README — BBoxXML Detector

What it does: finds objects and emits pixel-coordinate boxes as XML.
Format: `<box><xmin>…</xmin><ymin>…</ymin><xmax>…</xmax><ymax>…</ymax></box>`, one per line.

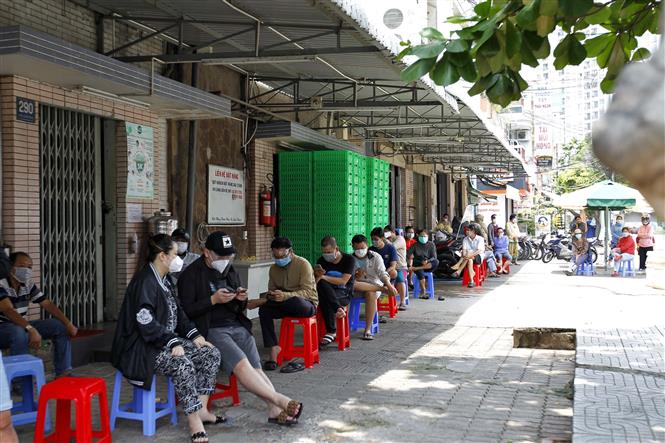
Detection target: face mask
<box><xmin>575</xmin><ymin>234</ymin><xmax>582</xmax><ymax>239</ymax></box>
<box><xmin>418</xmin><ymin>236</ymin><xmax>428</xmax><ymax>244</ymax></box>
<box><xmin>371</xmin><ymin>240</ymin><xmax>381</xmax><ymax>248</ymax></box>
<box><xmin>383</xmin><ymin>232</ymin><xmax>392</xmax><ymax>239</ymax></box>
<box><xmin>13</xmin><ymin>267</ymin><xmax>32</xmax><ymax>284</ymax></box>
<box><xmin>176</xmin><ymin>242</ymin><xmax>188</xmax><ymax>255</ymax></box>
<box><xmin>169</xmin><ymin>256</ymin><xmax>184</xmax><ymax>273</ymax></box>
<box><xmin>622</xmin><ymin>232</ymin><xmax>630</xmax><ymax>238</ymax></box>
<box><xmin>406</xmin><ymin>233</ymin><xmax>414</xmax><ymax>239</ymax></box>
<box><xmin>323</xmin><ymin>252</ymin><xmax>337</xmax><ymax>263</ymax></box>
<box><xmin>211</xmin><ymin>259</ymin><xmax>230</xmax><ymax>274</ymax></box>
<box><xmin>616</xmin><ymin>220</ymin><xmax>623</xmax><ymax>225</ymax></box>
<box><xmin>354</xmin><ymin>248</ymin><xmax>368</xmax><ymax>258</ymax></box>
<box><xmin>273</xmin><ymin>256</ymin><xmax>292</xmax><ymax>267</ymax></box>
<box><xmin>642</xmin><ymin>220</ymin><xmax>649</xmax><ymax>225</ymax></box>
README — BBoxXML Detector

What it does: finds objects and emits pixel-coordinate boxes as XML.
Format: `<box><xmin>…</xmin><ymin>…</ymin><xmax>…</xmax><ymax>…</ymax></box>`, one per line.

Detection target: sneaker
<box><xmin>379</xmin><ymin>315</ymin><xmax>388</xmax><ymax>324</ymax></box>
<box><xmin>437</xmin><ymin>295</ymin><xmax>446</xmax><ymax>301</ymax></box>
<box><xmin>564</xmin><ymin>270</ymin><xmax>574</xmax><ymax>276</ymax></box>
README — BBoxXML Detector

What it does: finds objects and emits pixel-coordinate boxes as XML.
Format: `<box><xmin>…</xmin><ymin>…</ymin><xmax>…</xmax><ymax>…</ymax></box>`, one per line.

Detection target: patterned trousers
<box><xmin>154</xmin><ymin>339</ymin><xmax>221</xmax><ymax>415</ymax></box>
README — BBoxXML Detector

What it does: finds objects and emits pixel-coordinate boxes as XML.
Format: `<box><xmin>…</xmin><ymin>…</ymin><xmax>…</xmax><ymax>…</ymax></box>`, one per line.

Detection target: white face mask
<box><xmin>176</xmin><ymin>242</ymin><xmax>188</xmax><ymax>255</ymax></box>
<box><xmin>622</xmin><ymin>232</ymin><xmax>630</xmax><ymax>238</ymax></box>
<box><xmin>383</xmin><ymin>232</ymin><xmax>392</xmax><ymax>239</ymax></box>
<box><xmin>354</xmin><ymin>248</ymin><xmax>368</xmax><ymax>258</ymax></box>
<box><xmin>169</xmin><ymin>255</ymin><xmax>184</xmax><ymax>273</ymax></box>
<box><xmin>406</xmin><ymin>232</ymin><xmax>414</xmax><ymax>239</ymax></box>
<box><xmin>211</xmin><ymin>259</ymin><xmax>230</xmax><ymax>274</ymax></box>
<box><xmin>575</xmin><ymin>234</ymin><xmax>582</xmax><ymax>239</ymax></box>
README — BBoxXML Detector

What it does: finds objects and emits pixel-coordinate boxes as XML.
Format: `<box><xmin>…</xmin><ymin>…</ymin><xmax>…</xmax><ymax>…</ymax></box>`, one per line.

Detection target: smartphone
<box><xmin>259</xmin><ymin>291</ymin><xmax>270</xmax><ymax>299</ymax></box>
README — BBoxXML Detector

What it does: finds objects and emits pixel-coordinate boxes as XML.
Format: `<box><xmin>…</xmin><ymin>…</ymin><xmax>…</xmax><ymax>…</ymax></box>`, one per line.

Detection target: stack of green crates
<box><xmin>312</xmin><ymin>151</ymin><xmax>367</xmax><ymax>255</ymax></box>
<box><xmin>366</xmin><ymin>157</ymin><xmax>390</xmax><ymax>234</ymax></box>
<box><xmin>278</xmin><ymin>152</ymin><xmax>314</xmax><ymax>263</ymax></box>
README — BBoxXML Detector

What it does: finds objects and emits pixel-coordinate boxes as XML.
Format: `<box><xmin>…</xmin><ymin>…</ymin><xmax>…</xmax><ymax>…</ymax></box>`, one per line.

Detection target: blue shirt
<box><xmin>611</xmin><ymin>223</ymin><xmax>624</xmax><ymax>243</ymax></box>
<box><xmin>370</xmin><ymin>242</ymin><xmax>398</xmax><ymax>270</ymax></box>
<box><xmin>493</xmin><ymin>235</ymin><xmax>509</xmax><ymax>254</ymax></box>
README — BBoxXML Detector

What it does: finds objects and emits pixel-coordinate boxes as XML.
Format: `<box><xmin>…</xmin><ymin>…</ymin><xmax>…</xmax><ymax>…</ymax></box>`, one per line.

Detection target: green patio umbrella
<box><xmin>586</xmin><ymin>180</ymin><xmax>637</xmax><ymax>209</ymax></box>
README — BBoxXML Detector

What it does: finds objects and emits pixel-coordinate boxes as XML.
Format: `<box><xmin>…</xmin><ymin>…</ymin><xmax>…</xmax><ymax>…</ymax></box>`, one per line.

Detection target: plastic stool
<box><xmin>618</xmin><ymin>259</ymin><xmax>635</xmax><ymax>277</ymax></box>
<box><xmin>462</xmin><ymin>263</ymin><xmax>483</xmax><ymax>287</ymax></box>
<box><xmin>480</xmin><ymin>261</ymin><xmax>488</xmax><ymax>281</ymax></box>
<box><xmin>412</xmin><ymin>272</ymin><xmax>435</xmax><ymax>299</ymax></box>
<box><xmin>348</xmin><ymin>297</ymin><xmax>379</xmax><ymax>334</ymax></box>
<box><xmin>377</xmin><ymin>294</ymin><xmax>398</xmax><ymax>318</ymax></box>
<box><xmin>207</xmin><ymin>374</ymin><xmax>240</xmax><ymax>409</ymax></box>
<box><xmin>276</xmin><ymin>316</ymin><xmax>320</xmax><ymax>368</ymax></box>
<box><xmin>500</xmin><ymin>260</ymin><xmax>510</xmax><ymax>274</ymax></box>
<box><xmin>577</xmin><ymin>261</ymin><xmax>596</xmax><ymax>276</ymax></box>
<box><xmin>34</xmin><ymin>377</ymin><xmax>110</xmax><ymax>443</ymax></box>
<box><xmin>316</xmin><ymin>307</ymin><xmax>350</xmax><ymax>351</ymax></box>
<box><xmin>110</xmin><ymin>371</ymin><xmax>177</xmax><ymax>436</ymax></box>
<box><xmin>3</xmin><ymin>354</ymin><xmax>50</xmax><ymax>431</ymax></box>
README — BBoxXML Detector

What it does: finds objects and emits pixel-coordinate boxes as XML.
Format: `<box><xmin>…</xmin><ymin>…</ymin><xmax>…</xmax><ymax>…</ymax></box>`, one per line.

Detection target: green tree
<box><xmin>554</xmin><ymin>138</ymin><xmax>609</xmax><ymax>193</ymax></box>
<box><xmin>400</xmin><ymin>0</ymin><xmax>661</xmax><ymax>106</ymax></box>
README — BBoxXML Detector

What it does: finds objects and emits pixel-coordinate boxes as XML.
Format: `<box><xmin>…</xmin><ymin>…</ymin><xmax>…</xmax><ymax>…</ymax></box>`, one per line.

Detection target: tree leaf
<box><xmin>476</xmin><ymin>53</ymin><xmax>492</xmax><ymax>76</ymax></box>
<box><xmin>506</xmin><ymin>53</ymin><xmax>522</xmax><ymax>71</ymax></box>
<box><xmin>536</xmin><ymin>15</ymin><xmax>556</xmax><ymax>37</ymax></box>
<box><xmin>631</xmin><ymin>47</ymin><xmax>651</xmax><ymax>62</ymax></box>
<box><xmin>474</xmin><ymin>0</ymin><xmax>492</xmax><ymax>17</ymax></box>
<box><xmin>584</xmin><ymin>33</ymin><xmax>613</xmax><ymax>57</ymax></box>
<box><xmin>596</xmin><ymin>37</ymin><xmax>617</xmax><ymax>68</ymax></box>
<box><xmin>400</xmin><ymin>58</ymin><xmax>437</xmax><ymax>82</ymax></box>
<box><xmin>458</xmin><ymin>61</ymin><xmax>478</xmax><ymax>82</ymax></box>
<box><xmin>523</xmin><ymin>31</ymin><xmax>550</xmax><ymax>58</ymax></box>
<box><xmin>468</xmin><ymin>73</ymin><xmax>501</xmax><ymax>96</ymax></box>
<box><xmin>486</xmin><ymin>73</ymin><xmax>514</xmax><ymax>107</ymax></box>
<box><xmin>560</xmin><ymin>0</ymin><xmax>593</xmax><ymax>17</ymax></box>
<box><xmin>488</xmin><ymin>52</ymin><xmax>506</xmax><ymax>73</ymax></box>
<box><xmin>431</xmin><ymin>58</ymin><xmax>461</xmax><ymax>86</ymax></box>
<box><xmin>516</xmin><ymin>0</ymin><xmax>541</xmax><ymax>28</ymax></box>
<box><xmin>420</xmin><ymin>27</ymin><xmax>445</xmax><ymax>41</ymax></box>
<box><xmin>600</xmin><ymin>76</ymin><xmax>615</xmax><ymax>94</ymax></box>
<box><xmin>447</xmin><ymin>15</ymin><xmax>478</xmax><ymax>24</ymax></box>
<box><xmin>478</xmin><ymin>33</ymin><xmax>501</xmax><ymax>58</ymax></box>
<box><xmin>511</xmin><ymin>70</ymin><xmax>529</xmax><ymax>91</ymax></box>
<box><xmin>520</xmin><ymin>42</ymin><xmax>539</xmax><ymax>67</ymax></box>
<box><xmin>395</xmin><ymin>46</ymin><xmax>412</xmax><ymax>61</ymax></box>
<box><xmin>410</xmin><ymin>42</ymin><xmax>446</xmax><ymax>59</ymax></box>
<box><xmin>505</xmin><ymin>20</ymin><xmax>522</xmax><ymax>58</ymax></box>
<box><xmin>539</xmin><ymin>0</ymin><xmax>559</xmax><ymax>16</ymax></box>
<box><xmin>553</xmin><ymin>37</ymin><xmax>570</xmax><ymax>69</ymax></box>
<box><xmin>585</xmin><ymin>5</ymin><xmax>612</xmax><ymax>24</ymax></box>
<box><xmin>448</xmin><ymin>51</ymin><xmax>472</xmax><ymax>67</ymax></box>
<box><xmin>447</xmin><ymin>39</ymin><xmax>470</xmax><ymax>53</ymax></box>
<box><xmin>606</xmin><ymin>39</ymin><xmax>627</xmax><ymax>76</ymax></box>
<box><xmin>567</xmin><ymin>36</ymin><xmax>587</xmax><ymax>65</ymax></box>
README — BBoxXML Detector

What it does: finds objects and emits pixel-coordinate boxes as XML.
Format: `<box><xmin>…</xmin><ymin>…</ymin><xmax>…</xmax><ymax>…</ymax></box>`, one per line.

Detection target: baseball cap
<box><xmin>205</xmin><ymin>231</ymin><xmax>236</xmax><ymax>256</ymax></box>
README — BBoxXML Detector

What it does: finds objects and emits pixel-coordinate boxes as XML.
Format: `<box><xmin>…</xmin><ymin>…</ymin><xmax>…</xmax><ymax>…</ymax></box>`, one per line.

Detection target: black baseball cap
<box><xmin>205</xmin><ymin>231</ymin><xmax>236</xmax><ymax>256</ymax></box>
<box><xmin>171</xmin><ymin>228</ymin><xmax>190</xmax><ymax>241</ymax></box>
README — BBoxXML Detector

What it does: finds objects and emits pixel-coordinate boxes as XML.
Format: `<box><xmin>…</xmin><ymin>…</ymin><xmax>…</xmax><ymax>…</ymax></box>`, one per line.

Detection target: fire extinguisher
<box><xmin>259</xmin><ymin>185</ymin><xmax>276</xmax><ymax>227</ymax></box>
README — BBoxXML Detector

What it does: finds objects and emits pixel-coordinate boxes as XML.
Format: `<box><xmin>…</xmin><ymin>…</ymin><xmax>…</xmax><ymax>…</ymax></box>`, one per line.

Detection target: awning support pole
<box><xmin>186</xmin><ymin>62</ymin><xmax>199</xmax><ymax>239</ymax></box>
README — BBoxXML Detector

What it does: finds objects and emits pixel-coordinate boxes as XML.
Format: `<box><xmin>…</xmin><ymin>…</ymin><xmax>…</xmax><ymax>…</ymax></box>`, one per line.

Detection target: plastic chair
<box><xmin>110</xmin><ymin>371</ymin><xmax>177</xmax><ymax>436</ymax></box>
<box><xmin>348</xmin><ymin>296</ymin><xmax>379</xmax><ymax>334</ymax></box>
<box><xmin>316</xmin><ymin>307</ymin><xmax>350</xmax><ymax>351</ymax></box>
<box><xmin>34</xmin><ymin>377</ymin><xmax>110</xmax><ymax>443</ymax></box>
<box><xmin>276</xmin><ymin>316</ymin><xmax>320</xmax><ymax>368</ymax></box>
<box><xmin>377</xmin><ymin>294</ymin><xmax>397</xmax><ymax>318</ymax></box>
<box><xmin>207</xmin><ymin>374</ymin><xmax>240</xmax><ymax>409</ymax></box>
<box><xmin>577</xmin><ymin>261</ymin><xmax>596</xmax><ymax>276</ymax></box>
<box><xmin>618</xmin><ymin>259</ymin><xmax>635</xmax><ymax>277</ymax></box>
<box><xmin>412</xmin><ymin>272</ymin><xmax>435</xmax><ymax>299</ymax></box>
<box><xmin>2</xmin><ymin>354</ymin><xmax>50</xmax><ymax>431</ymax></box>
<box><xmin>462</xmin><ymin>263</ymin><xmax>483</xmax><ymax>287</ymax></box>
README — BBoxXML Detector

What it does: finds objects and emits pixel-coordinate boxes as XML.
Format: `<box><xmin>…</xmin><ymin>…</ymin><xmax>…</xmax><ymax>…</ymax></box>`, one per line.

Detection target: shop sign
<box><xmin>126</xmin><ymin>123</ymin><xmax>154</xmax><ymax>199</ymax></box>
<box><xmin>208</xmin><ymin>165</ymin><xmax>245</xmax><ymax>225</ymax></box>
<box><xmin>16</xmin><ymin>97</ymin><xmax>36</xmax><ymax>123</ymax></box>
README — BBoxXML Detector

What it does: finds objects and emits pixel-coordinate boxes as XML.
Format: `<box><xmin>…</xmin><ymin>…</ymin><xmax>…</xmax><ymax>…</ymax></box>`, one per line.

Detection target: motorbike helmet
<box><xmin>641</xmin><ymin>215</ymin><xmax>650</xmax><ymax>223</ymax></box>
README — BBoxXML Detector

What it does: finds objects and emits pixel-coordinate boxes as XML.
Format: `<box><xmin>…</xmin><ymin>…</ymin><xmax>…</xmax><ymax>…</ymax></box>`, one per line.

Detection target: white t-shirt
<box><xmin>390</xmin><ymin>235</ymin><xmax>408</xmax><ymax>269</ymax></box>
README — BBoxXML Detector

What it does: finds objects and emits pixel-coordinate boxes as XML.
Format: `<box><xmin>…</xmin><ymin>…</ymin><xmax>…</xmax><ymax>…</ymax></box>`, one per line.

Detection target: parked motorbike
<box><xmin>434</xmin><ymin>232</ymin><xmax>464</xmax><ymax>279</ymax></box>
<box><xmin>542</xmin><ymin>234</ymin><xmax>598</xmax><ymax>263</ymax></box>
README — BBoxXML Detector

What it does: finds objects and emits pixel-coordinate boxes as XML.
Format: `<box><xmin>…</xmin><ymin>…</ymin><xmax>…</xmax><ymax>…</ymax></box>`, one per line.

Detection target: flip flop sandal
<box><xmin>437</xmin><ymin>295</ymin><xmax>446</xmax><ymax>301</ymax></box>
<box><xmin>379</xmin><ymin>316</ymin><xmax>387</xmax><ymax>324</ymax></box>
<box><xmin>286</xmin><ymin>400</ymin><xmax>303</xmax><ymax>419</ymax></box>
<box><xmin>191</xmin><ymin>431</ymin><xmax>209</xmax><ymax>443</ymax></box>
<box><xmin>362</xmin><ymin>332</ymin><xmax>374</xmax><ymax>341</ymax></box>
<box><xmin>280</xmin><ymin>361</ymin><xmax>305</xmax><ymax>374</ymax></box>
<box><xmin>398</xmin><ymin>305</ymin><xmax>407</xmax><ymax>311</ymax></box>
<box><xmin>262</xmin><ymin>360</ymin><xmax>278</xmax><ymax>371</ymax></box>
<box><xmin>203</xmin><ymin>415</ymin><xmax>227</xmax><ymax>425</ymax></box>
<box><xmin>319</xmin><ymin>334</ymin><xmax>335</xmax><ymax>346</ymax></box>
<box><xmin>268</xmin><ymin>410</ymin><xmax>298</xmax><ymax>426</ymax></box>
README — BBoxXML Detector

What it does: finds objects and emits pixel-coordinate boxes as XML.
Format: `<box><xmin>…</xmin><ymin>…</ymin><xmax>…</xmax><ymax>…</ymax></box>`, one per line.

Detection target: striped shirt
<box><xmin>0</xmin><ymin>278</ymin><xmax>46</xmax><ymax>322</ymax></box>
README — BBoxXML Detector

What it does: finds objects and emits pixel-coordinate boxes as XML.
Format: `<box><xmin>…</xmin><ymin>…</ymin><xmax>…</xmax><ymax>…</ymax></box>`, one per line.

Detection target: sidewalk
<box><xmin>14</xmin><ymin>259</ymin><xmax>664</xmax><ymax>442</ymax></box>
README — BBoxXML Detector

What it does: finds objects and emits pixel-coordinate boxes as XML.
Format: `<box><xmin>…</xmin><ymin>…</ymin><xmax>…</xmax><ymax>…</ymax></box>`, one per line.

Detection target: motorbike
<box><xmin>542</xmin><ymin>234</ymin><xmax>598</xmax><ymax>263</ymax></box>
<box><xmin>434</xmin><ymin>231</ymin><xmax>464</xmax><ymax>279</ymax></box>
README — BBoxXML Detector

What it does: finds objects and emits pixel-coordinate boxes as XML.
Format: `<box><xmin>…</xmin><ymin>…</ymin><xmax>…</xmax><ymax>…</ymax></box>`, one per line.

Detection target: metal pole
<box><xmin>186</xmin><ymin>62</ymin><xmax>199</xmax><ymax>239</ymax></box>
<box><xmin>604</xmin><ymin>207</ymin><xmax>610</xmax><ymax>270</ymax></box>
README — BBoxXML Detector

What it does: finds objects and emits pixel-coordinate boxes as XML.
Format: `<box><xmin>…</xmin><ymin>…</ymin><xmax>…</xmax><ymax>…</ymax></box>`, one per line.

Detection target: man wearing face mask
<box><xmin>0</xmin><ymin>252</ymin><xmax>77</xmax><ymax>377</ymax></box>
<box><xmin>257</xmin><ymin>237</ymin><xmax>317</xmax><ymax>371</ymax></box>
<box><xmin>406</xmin><ymin>229</ymin><xmax>440</xmax><ymax>298</ymax></box>
<box><xmin>383</xmin><ymin>225</ymin><xmax>408</xmax><ymax>311</ymax></box>
<box><xmin>171</xmin><ymin>228</ymin><xmax>200</xmax><ymax>280</ymax></box>
<box><xmin>352</xmin><ymin>235</ymin><xmax>398</xmax><ymax>340</ymax></box>
<box><xmin>565</xmin><ymin>229</ymin><xmax>590</xmax><ymax>276</ymax></box>
<box><xmin>610</xmin><ymin>215</ymin><xmax>624</xmax><ymax>248</ymax></box>
<box><xmin>313</xmin><ymin>236</ymin><xmax>355</xmax><ymax>347</ymax></box>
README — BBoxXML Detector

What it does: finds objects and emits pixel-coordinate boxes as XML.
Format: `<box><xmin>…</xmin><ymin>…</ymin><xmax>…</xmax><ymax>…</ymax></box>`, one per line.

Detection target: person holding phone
<box><xmin>256</xmin><ymin>237</ymin><xmax>317</xmax><ymax>372</ymax></box>
<box><xmin>178</xmin><ymin>232</ymin><xmax>302</xmax><ymax>426</ymax></box>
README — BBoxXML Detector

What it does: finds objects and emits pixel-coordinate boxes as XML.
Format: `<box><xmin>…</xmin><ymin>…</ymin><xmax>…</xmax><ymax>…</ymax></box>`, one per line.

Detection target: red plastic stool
<box><xmin>480</xmin><ymin>260</ymin><xmax>488</xmax><ymax>282</ymax></box>
<box><xmin>500</xmin><ymin>260</ymin><xmax>510</xmax><ymax>274</ymax></box>
<box><xmin>316</xmin><ymin>307</ymin><xmax>350</xmax><ymax>351</ymax></box>
<box><xmin>207</xmin><ymin>374</ymin><xmax>240</xmax><ymax>409</ymax></box>
<box><xmin>377</xmin><ymin>294</ymin><xmax>398</xmax><ymax>318</ymax></box>
<box><xmin>34</xmin><ymin>377</ymin><xmax>111</xmax><ymax>443</ymax></box>
<box><xmin>276</xmin><ymin>316</ymin><xmax>320</xmax><ymax>368</ymax></box>
<box><xmin>461</xmin><ymin>263</ymin><xmax>483</xmax><ymax>287</ymax></box>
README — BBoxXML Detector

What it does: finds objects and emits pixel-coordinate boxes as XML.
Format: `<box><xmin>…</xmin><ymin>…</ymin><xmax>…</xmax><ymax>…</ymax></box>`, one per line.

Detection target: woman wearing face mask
<box><xmin>565</xmin><ymin>229</ymin><xmax>589</xmax><ymax>276</ymax></box>
<box><xmin>178</xmin><ymin>232</ymin><xmax>303</xmax><ymax>427</ymax></box>
<box><xmin>406</xmin><ymin>229</ymin><xmax>440</xmax><ymax>299</ymax></box>
<box><xmin>610</xmin><ymin>227</ymin><xmax>636</xmax><ymax>276</ymax></box>
<box><xmin>636</xmin><ymin>215</ymin><xmax>655</xmax><ymax>272</ymax></box>
<box><xmin>171</xmin><ymin>228</ymin><xmax>201</xmax><ymax>280</ymax></box>
<box><xmin>403</xmin><ymin>226</ymin><xmax>416</xmax><ymax>289</ymax></box>
<box><xmin>111</xmin><ymin>234</ymin><xmax>222</xmax><ymax>443</ymax></box>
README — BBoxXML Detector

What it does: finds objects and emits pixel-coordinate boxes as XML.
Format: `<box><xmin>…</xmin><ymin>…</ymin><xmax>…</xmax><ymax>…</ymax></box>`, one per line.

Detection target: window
<box><xmin>592</xmin><ymin>90</ymin><xmax>598</xmax><ymax>97</ymax></box>
<box><xmin>586</xmin><ymin>123</ymin><xmax>591</xmax><ymax>130</ymax></box>
<box><xmin>593</xmin><ymin>111</ymin><xmax>599</xmax><ymax>119</ymax></box>
<box><xmin>586</xmin><ymin>113</ymin><xmax>591</xmax><ymax>120</ymax></box>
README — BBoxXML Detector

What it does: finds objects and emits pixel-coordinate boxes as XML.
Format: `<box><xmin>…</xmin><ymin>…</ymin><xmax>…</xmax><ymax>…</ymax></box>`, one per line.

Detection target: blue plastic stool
<box><xmin>618</xmin><ymin>259</ymin><xmax>635</xmax><ymax>277</ymax></box>
<box><xmin>412</xmin><ymin>272</ymin><xmax>435</xmax><ymax>299</ymax></box>
<box><xmin>348</xmin><ymin>296</ymin><xmax>379</xmax><ymax>334</ymax></box>
<box><xmin>110</xmin><ymin>370</ymin><xmax>177</xmax><ymax>436</ymax></box>
<box><xmin>3</xmin><ymin>354</ymin><xmax>51</xmax><ymax>431</ymax></box>
<box><xmin>577</xmin><ymin>261</ymin><xmax>595</xmax><ymax>276</ymax></box>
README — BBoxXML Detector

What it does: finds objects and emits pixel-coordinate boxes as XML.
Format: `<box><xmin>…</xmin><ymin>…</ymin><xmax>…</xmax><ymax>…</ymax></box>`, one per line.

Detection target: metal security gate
<box><xmin>40</xmin><ymin>106</ymin><xmax>103</xmax><ymax>327</ymax></box>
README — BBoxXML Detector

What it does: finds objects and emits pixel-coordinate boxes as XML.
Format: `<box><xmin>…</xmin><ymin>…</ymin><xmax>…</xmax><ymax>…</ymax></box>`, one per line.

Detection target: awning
<box><xmin>555</xmin><ymin>180</ymin><xmax>653</xmax><ymax>212</ymax></box>
<box><xmin>255</xmin><ymin>121</ymin><xmax>363</xmax><ymax>154</ymax></box>
<box><xmin>0</xmin><ymin>26</ymin><xmax>231</xmax><ymax>119</ymax></box>
<box><xmin>74</xmin><ymin>0</ymin><xmax>525</xmax><ymax>176</ymax></box>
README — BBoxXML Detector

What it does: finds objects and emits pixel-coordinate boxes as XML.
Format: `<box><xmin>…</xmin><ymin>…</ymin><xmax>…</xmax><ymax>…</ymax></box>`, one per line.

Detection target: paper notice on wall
<box><xmin>126</xmin><ymin>123</ymin><xmax>154</xmax><ymax>199</ymax></box>
<box><xmin>127</xmin><ymin>203</ymin><xmax>143</xmax><ymax>223</ymax></box>
<box><xmin>208</xmin><ymin>164</ymin><xmax>246</xmax><ymax>225</ymax></box>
